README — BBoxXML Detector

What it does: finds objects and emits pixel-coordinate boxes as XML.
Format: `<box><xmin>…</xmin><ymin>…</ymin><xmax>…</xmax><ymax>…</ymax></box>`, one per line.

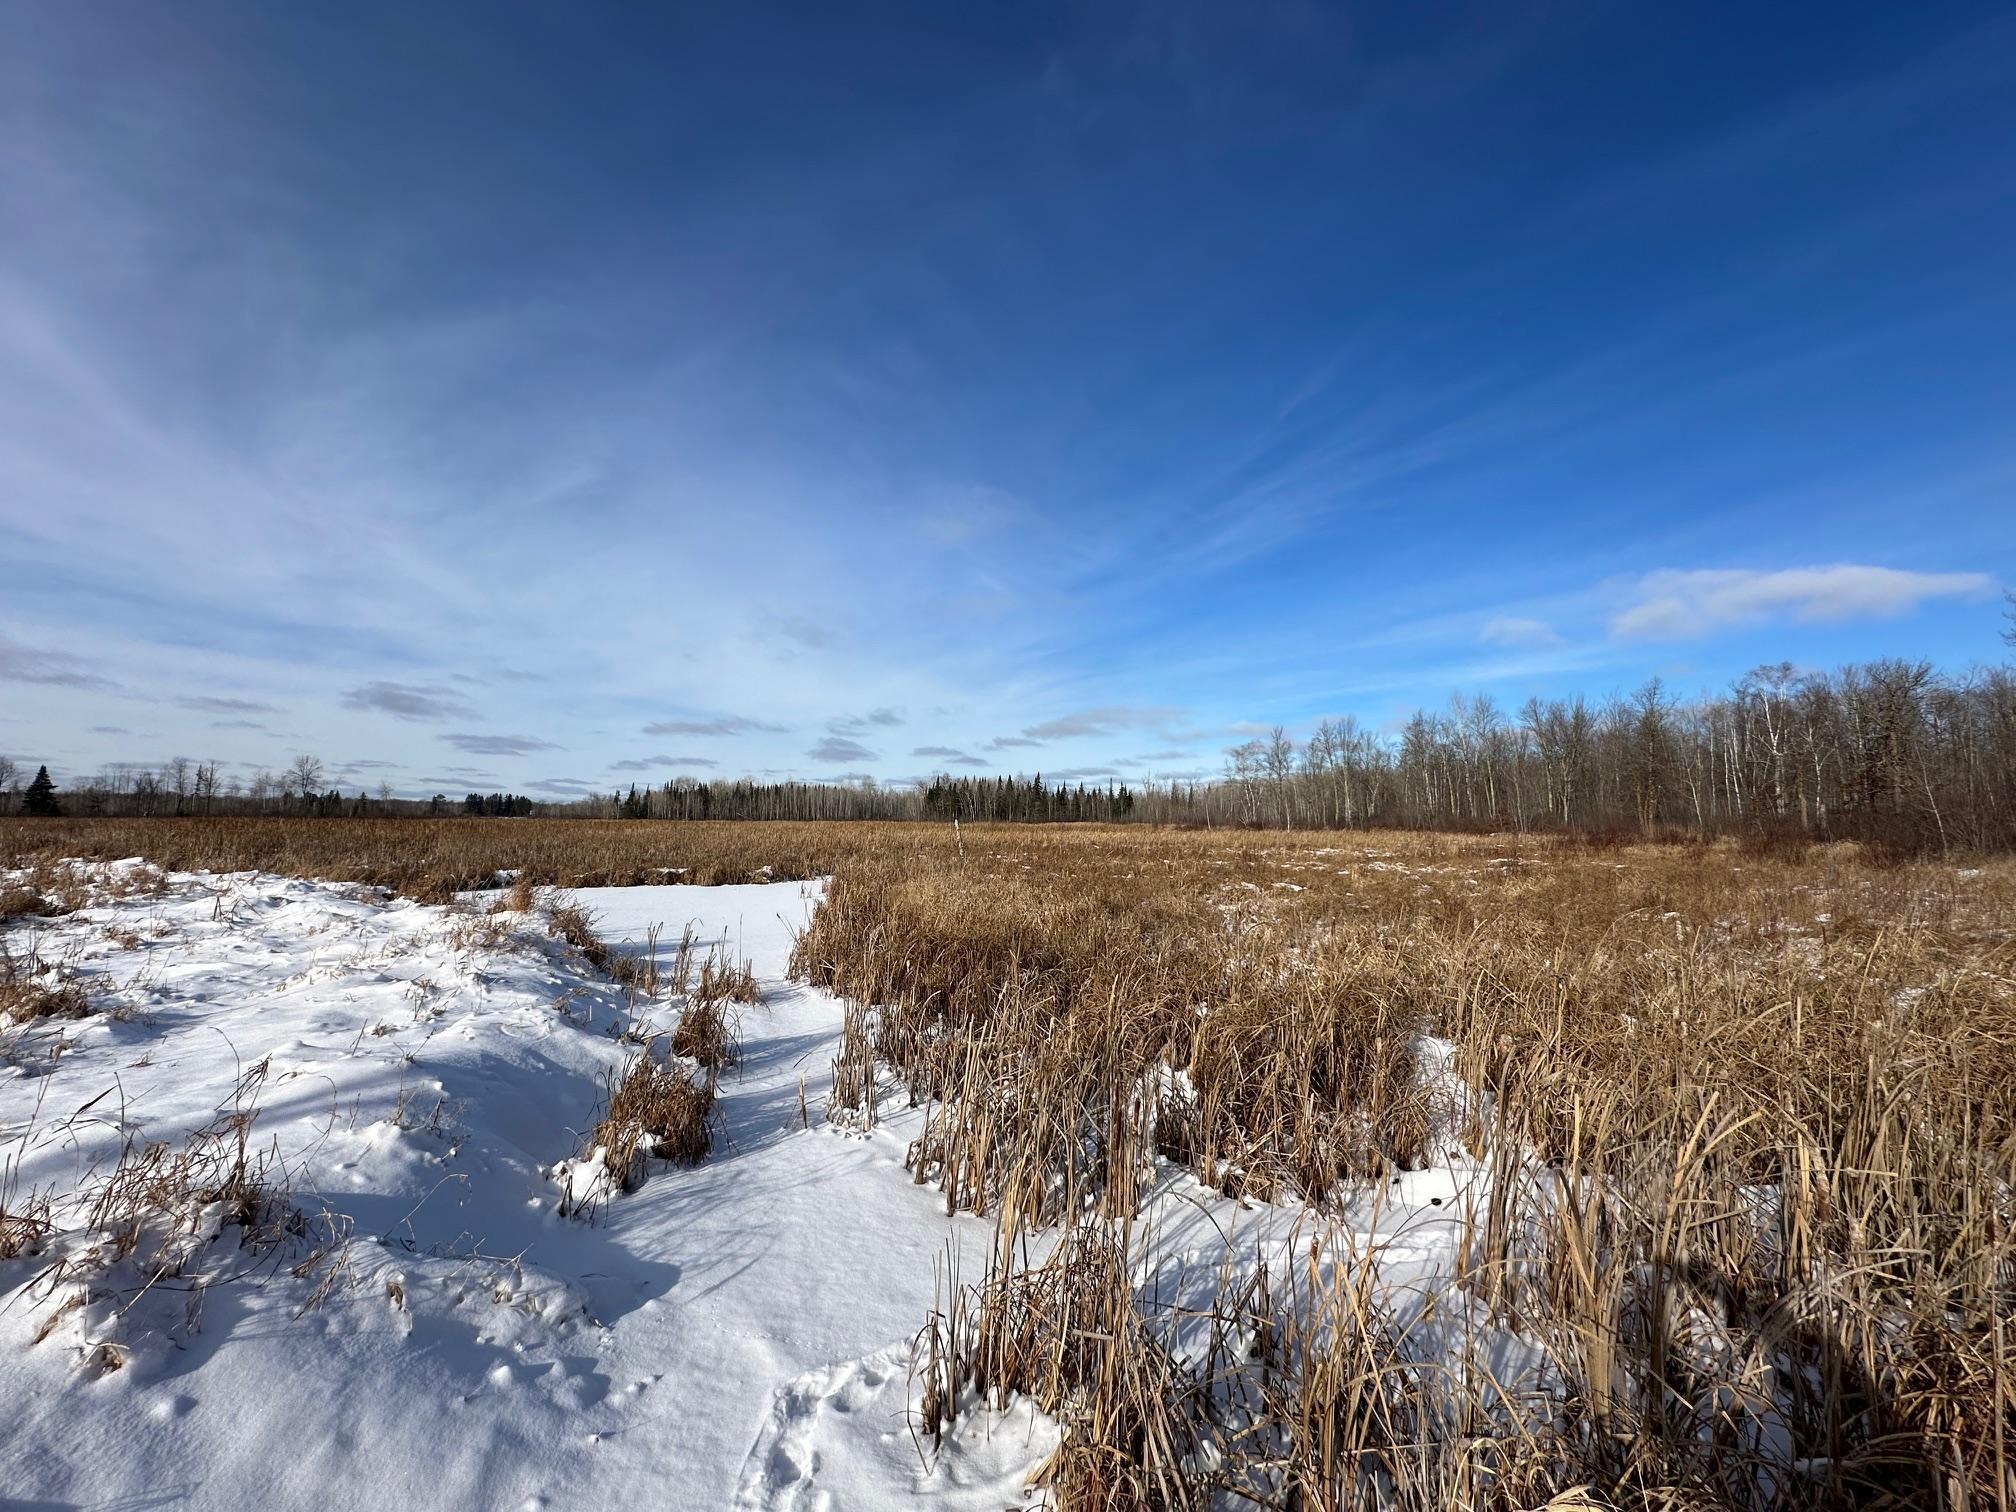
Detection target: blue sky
<box><xmin>3</xmin><ymin>2</ymin><xmax>2011</xmax><ymax>797</ymax></box>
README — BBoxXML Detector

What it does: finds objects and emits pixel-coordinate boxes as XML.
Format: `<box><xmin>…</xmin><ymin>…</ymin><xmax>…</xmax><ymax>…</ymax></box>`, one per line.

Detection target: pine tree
<box><xmin>21</xmin><ymin>765</ymin><xmax>61</xmax><ymax>816</ymax></box>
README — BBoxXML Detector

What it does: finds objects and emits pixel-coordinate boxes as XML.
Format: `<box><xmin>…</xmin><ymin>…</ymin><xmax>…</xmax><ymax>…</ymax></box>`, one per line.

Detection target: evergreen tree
<box><xmin>21</xmin><ymin>765</ymin><xmax>60</xmax><ymax>817</ymax></box>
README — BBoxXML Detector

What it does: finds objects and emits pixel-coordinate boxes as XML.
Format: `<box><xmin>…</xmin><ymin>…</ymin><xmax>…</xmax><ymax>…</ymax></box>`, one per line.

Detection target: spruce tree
<box><xmin>21</xmin><ymin>765</ymin><xmax>60</xmax><ymax>816</ymax></box>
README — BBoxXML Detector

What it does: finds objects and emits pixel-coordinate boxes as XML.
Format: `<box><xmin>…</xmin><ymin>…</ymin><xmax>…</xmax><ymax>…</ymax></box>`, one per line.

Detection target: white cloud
<box><xmin>441</xmin><ymin>733</ymin><xmax>559</xmax><ymax>756</ymax></box>
<box><xmin>342</xmin><ymin>683</ymin><xmax>477</xmax><ymax>722</ymax></box>
<box><xmin>1479</xmin><ymin>615</ymin><xmax>1563</xmax><ymax>649</ymax></box>
<box><xmin>809</xmin><ymin>736</ymin><xmax>877</xmax><ymax>763</ymax></box>
<box><xmin>1019</xmin><ymin>706</ymin><xmax>1186</xmax><ymax>740</ymax></box>
<box><xmin>1611</xmin><ymin>566</ymin><xmax>1991</xmax><ymax>641</ymax></box>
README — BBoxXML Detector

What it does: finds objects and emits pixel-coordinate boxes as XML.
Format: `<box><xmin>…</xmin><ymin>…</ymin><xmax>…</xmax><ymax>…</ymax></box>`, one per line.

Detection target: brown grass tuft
<box><xmin>587</xmin><ymin>1055</ymin><xmax>716</xmax><ymax>1197</ymax></box>
<box><xmin>0</xmin><ymin>940</ymin><xmax>90</xmax><ymax>1024</ymax></box>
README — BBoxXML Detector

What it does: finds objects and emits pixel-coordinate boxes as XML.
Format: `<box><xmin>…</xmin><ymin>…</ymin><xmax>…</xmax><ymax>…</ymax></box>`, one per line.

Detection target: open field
<box><xmin>2</xmin><ymin>819</ymin><xmax>2013</xmax><ymax>1508</ymax></box>
<box><xmin>0</xmin><ymin>815</ymin><xmax>922</xmax><ymax>895</ymax></box>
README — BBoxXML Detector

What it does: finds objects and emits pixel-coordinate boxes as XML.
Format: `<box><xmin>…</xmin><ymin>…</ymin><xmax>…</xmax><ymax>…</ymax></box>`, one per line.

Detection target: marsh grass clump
<box><xmin>22</xmin><ymin>1062</ymin><xmax>325</xmax><ymax>1376</ymax></box>
<box><xmin>698</xmin><ymin>948</ymin><xmax>760</xmax><ymax>1005</ymax></box>
<box><xmin>0</xmin><ymin>1189</ymin><xmax>52</xmax><ymax>1261</ymax></box>
<box><xmin>915</xmin><ymin>1219</ymin><xmax>1202</xmax><ymax>1508</ymax></box>
<box><xmin>0</xmin><ymin>882</ymin><xmax>50</xmax><ymax>921</ymax></box>
<box><xmin>798</xmin><ymin>828</ymin><xmax>2016</xmax><ymax>1509</ymax></box>
<box><xmin>561</xmin><ymin>1050</ymin><xmax>718</xmax><ymax>1216</ymax></box>
<box><xmin>669</xmin><ymin>954</ymin><xmax>752</xmax><ymax>1072</ymax></box>
<box><xmin>796</xmin><ymin>848</ymin><xmax>1435</xmax><ymax>1223</ymax></box>
<box><xmin>0</xmin><ymin>939</ymin><xmax>91</xmax><ymax>1025</ymax></box>
<box><xmin>545</xmin><ymin>897</ymin><xmax>657</xmax><ymax>993</ymax></box>
<box><xmin>586</xmin><ymin>1055</ymin><xmax>716</xmax><ymax>1197</ymax></box>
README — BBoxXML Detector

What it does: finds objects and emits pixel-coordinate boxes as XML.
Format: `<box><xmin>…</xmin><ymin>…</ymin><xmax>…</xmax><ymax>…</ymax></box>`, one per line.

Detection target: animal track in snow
<box><xmin>731</xmin><ymin>1346</ymin><xmax>905</xmax><ymax>1511</ymax></box>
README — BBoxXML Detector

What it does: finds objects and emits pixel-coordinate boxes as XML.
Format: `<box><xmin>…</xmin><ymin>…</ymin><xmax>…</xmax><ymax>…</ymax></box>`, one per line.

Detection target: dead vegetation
<box><xmin>580</xmin><ymin>1055</ymin><xmax>716</xmax><ymax>1202</ymax></box>
<box><xmin>804</xmin><ymin>828</ymin><xmax>2016</xmax><ymax>1510</ymax></box>
<box><xmin>0</xmin><ymin>816</ymin><xmax>880</xmax><ymax>900</ymax></box>
<box><xmin>0</xmin><ymin>937</ymin><xmax>91</xmax><ymax>1025</ymax></box>
<box><xmin>544</xmin><ymin>898</ymin><xmax>659</xmax><ymax>994</ymax></box>
<box><xmin>669</xmin><ymin>984</ymin><xmax>741</xmax><ymax>1071</ymax></box>
<box><xmin>0</xmin><ymin>1187</ymin><xmax>52</xmax><ymax>1261</ymax></box>
<box><xmin>8</xmin><ymin>818</ymin><xmax>2012</xmax><ymax>1505</ymax></box>
<box><xmin>17</xmin><ymin>1061</ymin><xmax>339</xmax><ymax>1373</ymax></box>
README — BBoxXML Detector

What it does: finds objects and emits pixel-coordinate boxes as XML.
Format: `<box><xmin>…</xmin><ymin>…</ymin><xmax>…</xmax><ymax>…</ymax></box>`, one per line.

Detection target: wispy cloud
<box><xmin>527</xmin><ymin>776</ymin><xmax>598</xmax><ymax>794</ymax></box>
<box><xmin>985</xmin><ymin>735</ymin><xmax>1045</xmax><ymax>751</ymax></box>
<box><xmin>642</xmin><ymin>715</ymin><xmax>788</xmax><ymax>737</ymax></box>
<box><xmin>913</xmin><ymin>744</ymin><xmax>989</xmax><ymax>767</ymax></box>
<box><xmin>1479</xmin><ymin>616</ymin><xmax>1563</xmax><ymax>649</ymax></box>
<box><xmin>829</xmin><ymin>708</ymin><xmax>905</xmax><ymax>736</ymax></box>
<box><xmin>809</xmin><ymin>736</ymin><xmax>877</xmax><ymax>763</ymax></box>
<box><xmin>0</xmin><ymin>632</ymin><xmax>116</xmax><ymax>690</ymax></box>
<box><xmin>1611</xmin><ymin>566</ymin><xmax>1991</xmax><ymax>641</ymax></box>
<box><xmin>1018</xmin><ymin>707</ymin><xmax>1186</xmax><ymax>741</ymax></box>
<box><xmin>176</xmin><ymin>695</ymin><xmax>278</xmax><ymax>714</ymax></box>
<box><xmin>608</xmin><ymin>753</ymin><xmax>719</xmax><ymax>771</ymax></box>
<box><xmin>768</xmin><ymin>615</ymin><xmax>839</xmax><ymax>651</ymax></box>
<box><xmin>341</xmin><ymin>682</ymin><xmax>476</xmax><ymax>721</ymax></box>
<box><xmin>441</xmin><ymin>733</ymin><xmax>558</xmax><ymax>755</ymax></box>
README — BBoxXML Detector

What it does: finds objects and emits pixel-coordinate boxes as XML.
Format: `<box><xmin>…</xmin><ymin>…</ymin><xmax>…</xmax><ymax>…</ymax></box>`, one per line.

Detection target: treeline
<box><xmin>921</xmin><ymin>774</ymin><xmax>1136</xmax><ymax>823</ymax></box>
<box><xmin>0</xmin><ymin>755</ymin><xmax>409</xmax><ymax>821</ymax></box>
<box><xmin>595</xmin><ymin>778</ymin><xmax>916</xmax><ymax>821</ymax></box>
<box><xmin>581</xmin><ymin>775</ymin><xmax>1138</xmax><ymax>823</ymax></box>
<box><xmin>1179</xmin><ymin>660</ymin><xmax>2016</xmax><ymax>853</ymax></box>
<box><xmin>8</xmin><ymin>656</ymin><xmax>2014</xmax><ymax>853</ymax></box>
<box><xmin>463</xmin><ymin>792</ymin><xmax>536</xmax><ymax>817</ymax></box>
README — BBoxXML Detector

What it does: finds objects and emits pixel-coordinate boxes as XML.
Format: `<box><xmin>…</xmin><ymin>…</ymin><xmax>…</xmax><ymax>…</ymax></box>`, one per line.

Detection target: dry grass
<box><xmin>543</xmin><ymin>896</ymin><xmax>663</xmax><ymax>997</ymax></box>
<box><xmin>19</xmin><ymin>1059</ymin><xmax>324</xmax><ymax>1373</ymax></box>
<box><xmin>668</xmin><ymin>953</ymin><xmax>753</xmax><ymax>1072</ymax></box>
<box><xmin>584</xmin><ymin>1055</ymin><xmax>716</xmax><ymax>1199</ymax></box>
<box><xmin>0</xmin><ymin>938</ymin><xmax>91</xmax><ymax>1025</ymax></box>
<box><xmin>0</xmin><ymin>816</ymin><xmax>900</xmax><ymax>900</ymax></box>
<box><xmin>0</xmin><ymin>1188</ymin><xmax>52</xmax><ymax>1261</ymax></box>
<box><xmin>802</xmin><ymin>828</ymin><xmax>2016</xmax><ymax>1510</ymax></box>
<box><xmin>0</xmin><ymin>883</ymin><xmax>51</xmax><ymax>921</ymax></box>
<box><xmin>794</xmin><ymin>839</ymin><xmax>1439</xmax><ymax>1221</ymax></box>
<box><xmin>9</xmin><ymin>817</ymin><xmax>2012</xmax><ymax>1505</ymax></box>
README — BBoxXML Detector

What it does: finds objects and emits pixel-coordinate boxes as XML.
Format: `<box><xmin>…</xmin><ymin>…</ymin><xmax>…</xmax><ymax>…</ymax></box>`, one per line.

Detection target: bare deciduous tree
<box><xmin>288</xmin><ymin>754</ymin><xmax>325</xmax><ymax>804</ymax></box>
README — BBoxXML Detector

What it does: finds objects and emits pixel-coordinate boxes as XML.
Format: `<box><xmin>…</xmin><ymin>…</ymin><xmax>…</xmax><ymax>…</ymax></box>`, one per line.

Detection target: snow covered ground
<box><xmin>0</xmin><ymin>864</ymin><xmax>1051</xmax><ymax>1510</ymax></box>
<box><xmin>0</xmin><ymin>861</ymin><xmax>1503</xmax><ymax>1510</ymax></box>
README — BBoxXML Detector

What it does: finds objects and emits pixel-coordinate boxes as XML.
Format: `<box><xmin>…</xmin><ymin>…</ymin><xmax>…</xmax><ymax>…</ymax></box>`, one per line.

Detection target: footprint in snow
<box><xmin>731</xmin><ymin>1346</ymin><xmax>904</xmax><ymax>1512</ymax></box>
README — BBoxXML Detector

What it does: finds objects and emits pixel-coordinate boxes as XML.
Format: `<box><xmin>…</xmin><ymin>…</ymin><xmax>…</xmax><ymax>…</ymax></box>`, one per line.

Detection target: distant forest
<box><xmin>7</xmin><ymin>656</ymin><xmax>2015</xmax><ymax>853</ymax></box>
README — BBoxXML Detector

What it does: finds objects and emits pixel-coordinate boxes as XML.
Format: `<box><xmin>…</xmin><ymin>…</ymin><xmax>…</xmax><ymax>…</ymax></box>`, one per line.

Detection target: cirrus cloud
<box><xmin>1015</xmin><ymin>706</ymin><xmax>1187</xmax><ymax>742</ymax></box>
<box><xmin>0</xmin><ymin>632</ymin><xmax>116</xmax><ymax>690</ymax></box>
<box><xmin>608</xmin><ymin>753</ymin><xmax>718</xmax><ymax>771</ymax></box>
<box><xmin>1479</xmin><ymin>616</ymin><xmax>1564</xmax><ymax>649</ymax></box>
<box><xmin>809</xmin><ymin>736</ymin><xmax>877</xmax><ymax>763</ymax></box>
<box><xmin>442</xmin><ymin>733</ymin><xmax>558</xmax><ymax>755</ymax></box>
<box><xmin>1611</xmin><ymin>566</ymin><xmax>1991</xmax><ymax>641</ymax></box>
<box><xmin>642</xmin><ymin>715</ymin><xmax>788</xmax><ymax>737</ymax></box>
<box><xmin>341</xmin><ymin>682</ymin><xmax>475</xmax><ymax>721</ymax></box>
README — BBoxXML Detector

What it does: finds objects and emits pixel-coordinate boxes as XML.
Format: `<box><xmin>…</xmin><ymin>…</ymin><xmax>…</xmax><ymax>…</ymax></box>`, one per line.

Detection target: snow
<box><xmin>0</xmin><ymin>865</ymin><xmax>1054</xmax><ymax>1509</ymax></box>
<box><xmin>1</xmin><ymin>862</ymin><xmax>1518</xmax><ymax>1509</ymax></box>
